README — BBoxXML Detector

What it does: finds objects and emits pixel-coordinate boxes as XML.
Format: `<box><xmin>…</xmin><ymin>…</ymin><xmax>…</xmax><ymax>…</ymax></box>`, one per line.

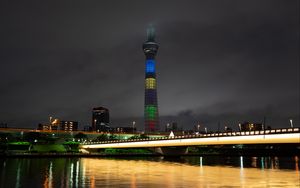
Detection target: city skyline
<box><xmin>0</xmin><ymin>1</ymin><xmax>299</xmax><ymax>131</ymax></box>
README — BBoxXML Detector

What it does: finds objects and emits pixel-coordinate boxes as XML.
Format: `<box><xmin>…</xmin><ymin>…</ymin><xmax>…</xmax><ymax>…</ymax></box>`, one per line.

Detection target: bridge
<box><xmin>80</xmin><ymin>128</ymin><xmax>300</xmax><ymax>154</ymax></box>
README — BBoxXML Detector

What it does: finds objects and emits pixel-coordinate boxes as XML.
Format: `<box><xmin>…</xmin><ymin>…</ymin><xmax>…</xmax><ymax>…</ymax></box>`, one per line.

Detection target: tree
<box><xmin>23</xmin><ymin>132</ymin><xmax>47</xmax><ymax>143</ymax></box>
<box><xmin>139</xmin><ymin>134</ymin><xmax>149</xmax><ymax>139</ymax></box>
<box><xmin>128</xmin><ymin>135</ymin><xmax>140</xmax><ymax>139</ymax></box>
<box><xmin>0</xmin><ymin>132</ymin><xmax>13</xmax><ymax>143</ymax></box>
<box><xmin>93</xmin><ymin>134</ymin><xmax>109</xmax><ymax>141</ymax></box>
<box><xmin>74</xmin><ymin>132</ymin><xmax>87</xmax><ymax>141</ymax></box>
<box><xmin>108</xmin><ymin>134</ymin><xmax>117</xmax><ymax>140</ymax></box>
<box><xmin>128</xmin><ymin>134</ymin><xmax>149</xmax><ymax>140</ymax></box>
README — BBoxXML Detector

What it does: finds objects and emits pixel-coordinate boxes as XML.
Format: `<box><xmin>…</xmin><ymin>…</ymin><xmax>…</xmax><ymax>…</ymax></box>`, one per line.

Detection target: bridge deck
<box><xmin>81</xmin><ymin>128</ymin><xmax>300</xmax><ymax>149</ymax></box>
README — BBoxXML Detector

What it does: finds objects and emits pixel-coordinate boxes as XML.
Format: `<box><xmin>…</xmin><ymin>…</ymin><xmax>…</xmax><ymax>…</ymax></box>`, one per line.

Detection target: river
<box><xmin>0</xmin><ymin>156</ymin><xmax>299</xmax><ymax>187</ymax></box>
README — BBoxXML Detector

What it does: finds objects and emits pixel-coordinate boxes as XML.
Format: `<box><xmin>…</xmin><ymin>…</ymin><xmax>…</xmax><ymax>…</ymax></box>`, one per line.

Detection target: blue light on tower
<box><xmin>146</xmin><ymin>60</ymin><xmax>155</xmax><ymax>73</ymax></box>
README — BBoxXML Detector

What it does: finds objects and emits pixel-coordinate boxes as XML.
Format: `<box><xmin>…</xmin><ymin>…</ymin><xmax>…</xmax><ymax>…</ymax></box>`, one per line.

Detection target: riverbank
<box><xmin>1</xmin><ymin>143</ymin><xmax>299</xmax><ymax>157</ymax></box>
<box><xmin>1</xmin><ymin>151</ymin><xmax>299</xmax><ymax>158</ymax></box>
<box><xmin>0</xmin><ymin>152</ymin><xmax>162</xmax><ymax>158</ymax></box>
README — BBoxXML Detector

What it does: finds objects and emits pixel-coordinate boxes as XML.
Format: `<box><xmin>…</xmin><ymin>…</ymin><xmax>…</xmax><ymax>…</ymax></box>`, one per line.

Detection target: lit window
<box><xmin>146</xmin><ymin>78</ymin><xmax>156</xmax><ymax>89</ymax></box>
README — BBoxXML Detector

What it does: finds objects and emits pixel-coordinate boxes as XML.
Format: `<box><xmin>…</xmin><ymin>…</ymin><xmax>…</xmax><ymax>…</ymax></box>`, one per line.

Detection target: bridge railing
<box><xmin>82</xmin><ymin>127</ymin><xmax>300</xmax><ymax>145</ymax></box>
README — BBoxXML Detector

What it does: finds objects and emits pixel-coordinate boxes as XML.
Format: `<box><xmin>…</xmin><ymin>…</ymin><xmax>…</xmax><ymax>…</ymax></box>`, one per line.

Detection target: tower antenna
<box><xmin>147</xmin><ymin>24</ymin><xmax>155</xmax><ymax>42</ymax></box>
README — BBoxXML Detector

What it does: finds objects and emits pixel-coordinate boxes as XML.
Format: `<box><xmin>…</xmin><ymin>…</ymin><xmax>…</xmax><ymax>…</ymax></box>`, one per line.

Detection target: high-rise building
<box><xmin>0</xmin><ymin>122</ymin><xmax>7</xmax><ymax>128</ymax></box>
<box><xmin>60</xmin><ymin>121</ymin><xmax>78</xmax><ymax>132</ymax></box>
<box><xmin>143</xmin><ymin>26</ymin><xmax>159</xmax><ymax>132</ymax></box>
<box><xmin>240</xmin><ymin>122</ymin><xmax>263</xmax><ymax>131</ymax></box>
<box><xmin>92</xmin><ymin>107</ymin><xmax>110</xmax><ymax>132</ymax></box>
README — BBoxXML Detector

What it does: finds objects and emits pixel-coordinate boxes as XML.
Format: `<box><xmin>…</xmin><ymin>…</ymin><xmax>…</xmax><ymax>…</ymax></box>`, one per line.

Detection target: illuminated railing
<box><xmin>81</xmin><ymin>127</ymin><xmax>300</xmax><ymax>145</ymax></box>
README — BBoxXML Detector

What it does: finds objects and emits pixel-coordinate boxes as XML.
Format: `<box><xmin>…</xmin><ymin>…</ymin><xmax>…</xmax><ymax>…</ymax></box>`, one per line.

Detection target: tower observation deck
<box><xmin>143</xmin><ymin>26</ymin><xmax>159</xmax><ymax>132</ymax></box>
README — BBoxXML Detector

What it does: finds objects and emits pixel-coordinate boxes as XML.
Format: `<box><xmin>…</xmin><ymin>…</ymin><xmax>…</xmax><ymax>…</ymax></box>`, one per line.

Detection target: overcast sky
<box><xmin>0</xmin><ymin>0</ymin><xmax>299</xmax><ymax>131</ymax></box>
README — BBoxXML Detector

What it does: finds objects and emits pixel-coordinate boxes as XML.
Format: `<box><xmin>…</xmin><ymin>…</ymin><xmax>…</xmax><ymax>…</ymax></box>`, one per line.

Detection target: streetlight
<box><xmin>94</xmin><ymin>119</ymin><xmax>97</xmax><ymax>132</ymax></box>
<box><xmin>205</xmin><ymin>127</ymin><xmax>207</xmax><ymax>134</ymax></box>
<box><xmin>197</xmin><ymin>124</ymin><xmax>201</xmax><ymax>132</ymax></box>
<box><xmin>238</xmin><ymin>123</ymin><xmax>241</xmax><ymax>131</ymax></box>
<box><xmin>132</xmin><ymin>121</ymin><xmax>136</xmax><ymax>134</ymax></box>
<box><xmin>224</xmin><ymin>126</ymin><xmax>227</xmax><ymax>132</ymax></box>
<box><xmin>289</xmin><ymin>119</ymin><xmax>293</xmax><ymax>128</ymax></box>
<box><xmin>49</xmin><ymin>116</ymin><xmax>53</xmax><ymax>131</ymax></box>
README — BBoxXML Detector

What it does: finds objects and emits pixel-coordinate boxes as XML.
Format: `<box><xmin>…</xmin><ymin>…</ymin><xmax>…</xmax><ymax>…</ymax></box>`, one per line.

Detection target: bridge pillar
<box><xmin>150</xmin><ymin>147</ymin><xmax>188</xmax><ymax>156</ymax></box>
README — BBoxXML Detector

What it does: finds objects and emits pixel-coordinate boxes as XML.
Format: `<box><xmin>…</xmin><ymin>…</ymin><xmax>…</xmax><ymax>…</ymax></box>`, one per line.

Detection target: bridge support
<box><xmin>150</xmin><ymin>147</ymin><xmax>188</xmax><ymax>156</ymax></box>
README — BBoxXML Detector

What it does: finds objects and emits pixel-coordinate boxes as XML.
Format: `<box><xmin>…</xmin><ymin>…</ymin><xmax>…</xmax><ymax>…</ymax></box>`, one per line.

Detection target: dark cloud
<box><xmin>0</xmin><ymin>0</ymin><xmax>298</xmax><ymax>130</ymax></box>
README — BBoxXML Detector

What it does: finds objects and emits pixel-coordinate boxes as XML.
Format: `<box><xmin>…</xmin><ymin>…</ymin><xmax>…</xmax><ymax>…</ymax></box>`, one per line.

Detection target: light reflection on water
<box><xmin>0</xmin><ymin>156</ymin><xmax>299</xmax><ymax>187</ymax></box>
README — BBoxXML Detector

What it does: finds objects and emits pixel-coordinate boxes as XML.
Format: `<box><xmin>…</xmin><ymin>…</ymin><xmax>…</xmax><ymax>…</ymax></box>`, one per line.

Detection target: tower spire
<box><xmin>147</xmin><ymin>25</ymin><xmax>155</xmax><ymax>42</ymax></box>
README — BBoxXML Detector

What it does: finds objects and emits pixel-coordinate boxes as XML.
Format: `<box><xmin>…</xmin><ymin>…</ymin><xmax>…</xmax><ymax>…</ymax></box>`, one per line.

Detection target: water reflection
<box><xmin>199</xmin><ymin>157</ymin><xmax>203</xmax><ymax>168</ymax></box>
<box><xmin>248</xmin><ymin>157</ymin><xmax>281</xmax><ymax>170</ymax></box>
<box><xmin>240</xmin><ymin>156</ymin><xmax>244</xmax><ymax>169</ymax></box>
<box><xmin>16</xmin><ymin>160</ymin><xmax>21</xmax><ymax>188</ymax></box>
<box><xmin>0</xmin><ymin>156</ymin><xmax>299</xmax><ymax>187</ymax></box>
<box><xmin>261</xmin><ymin>157</ymin><xmax>265</xmax><ymax>169</ymax></box>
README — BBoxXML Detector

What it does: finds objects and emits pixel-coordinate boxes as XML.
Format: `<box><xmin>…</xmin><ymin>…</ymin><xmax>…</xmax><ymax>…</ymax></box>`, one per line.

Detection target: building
<box><xmin>50</xmin><ymin>118</ymin><xmax>60</xmax><ymax>130</ymax></box>
<box><xmin>165</xmin><ymin>122</ymin><xmax>178</xmax><ymax>132</ymax></box>
<box><xmin>37</xmin><ymin>118</ymin><xmax>59</xmax><ymax>131</ymax></box>
<box><xmin>240</xmin><ymin>122</ymin><xmax>263</xmax><ymax>131</ymax></box>
<box><xmin>143</xmin><ymin>26</ymin><xmax>159</xmax><ymax>132</ymax></box>
<box><xmin>92</xmin><ymin>107</ymin><xmax>110</xmax><ymax>132</ymax></box>
<box><xmin>60</xmin><ymin>121</ymin><xmax>78</xmax><ymax>132</ymax></box>
<box><xmin>38</xmin><ymin>123</ymin><xmax>50</xmax><ymax>131</ymax></box>
<box><xmin>84</xmin><ymin>125</ymin><xmax>92</xmax><ymax>132</ymax></box>
<box><xmin>37</xmin><ymin>118</ymin><xmax>78</xmax><ymax>132</ymax></box>
<box><xmin>0</xmin><ymin>123</ymin><xmax>8</xmax><ymax>128</ymax></box>
<box><xmin>114</xmin><ymin>127</ymin><xmax>137</xmax><ymax>133</ymax></box>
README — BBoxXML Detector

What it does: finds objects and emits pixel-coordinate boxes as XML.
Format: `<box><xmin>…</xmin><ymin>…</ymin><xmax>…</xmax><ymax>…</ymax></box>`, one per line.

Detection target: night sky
<box><xmin>0</xmin><ymin>1</ymin><xmax>299</xmax><ymax>131</ymax></box>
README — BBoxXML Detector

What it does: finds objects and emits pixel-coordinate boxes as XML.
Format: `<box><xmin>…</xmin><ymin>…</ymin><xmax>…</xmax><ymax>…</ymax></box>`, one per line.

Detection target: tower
<box><xmin>92</xmin><ymin>107</ymin><xmax>110</xmax><ymax>132</ymax></box>
<box><xmin>143</xmin><ymin>26</ymin><xmax>159</xmax><ymax>132</ymax></box>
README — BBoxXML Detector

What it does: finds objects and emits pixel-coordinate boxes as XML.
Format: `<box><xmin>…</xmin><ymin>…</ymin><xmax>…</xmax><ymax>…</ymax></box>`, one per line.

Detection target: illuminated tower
<box><xmin>143</xmin><ymin>26</ymin><xmax>159</xmax><ymax>132</ymax></box>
